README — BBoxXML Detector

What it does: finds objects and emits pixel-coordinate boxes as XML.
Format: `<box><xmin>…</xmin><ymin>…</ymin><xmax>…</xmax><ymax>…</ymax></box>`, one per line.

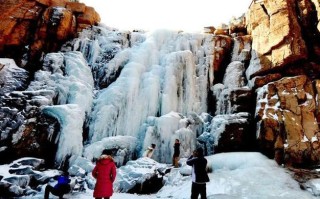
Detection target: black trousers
<box><xmin>44</xmin><ymin>185</ymin><xmax>65</xmax><ymax>199</ymax></box>
<box><xmin>191</xmin><ymin>182</ymin><xmax>207</xmax><ymax>199</ymax></box>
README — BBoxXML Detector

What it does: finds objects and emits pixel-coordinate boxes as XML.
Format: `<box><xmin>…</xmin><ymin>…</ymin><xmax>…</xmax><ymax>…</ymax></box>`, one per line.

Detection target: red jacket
<box><xmin>92</xmin><ymin>155</ymin><xmax>117</xmax><ymax>197</ymax></box>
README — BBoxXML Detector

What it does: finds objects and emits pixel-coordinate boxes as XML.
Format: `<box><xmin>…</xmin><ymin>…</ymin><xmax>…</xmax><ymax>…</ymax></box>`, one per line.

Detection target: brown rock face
<box><xmin>0</xmin><ymin>0</ymin><xmax>100</xmax><ymax>70</ymax></box>
<box><xmin>311</xmin><ymin>0</ymin><xmax>320</xmax><ymax>31</ymax></box>
<box><xmin>256</xmin><ymin>75</ymin><xmax>320</xmax><ymax>166</ymax></box>
<box><xmin>66</xmin><ymin>2</ymin><xmax>86</xmax><ymax>13</ymax></box>
<box><xmin>39</xmin><ymin>7</ymin><xmax>75</xmax><ymax>40</ymax></box>
<box><xmin>36</xmin><ymin>0</ymin><xmax>67</xmax><ymax>7</ymax></box>
<box><xmin>211</xmin><ymin>35</ymin><xmax>233</xmax><ymax>85</ymax></box>
<box><xmin>245</xmin><ymin>0</ymin><xmax>320</xmax><ymax>166</ymax></box>
<box><xmin>212</xmin><ymin>36</ymin><xmax>233</xmax><ymax>72</ymax></box>
<box><xmin>77</xmin><ymin>6</ymin><xmax>101</xmax><ymax>26</ymax></box>
<box><xmin>251</xmin><ymin>73</ymin><xmax>282</xmax><ymax>88</ymax></box>
<box><xmin>246</xmin><ymin>0</ymin><xmax>309</xmax><ymax>78</ymax></box>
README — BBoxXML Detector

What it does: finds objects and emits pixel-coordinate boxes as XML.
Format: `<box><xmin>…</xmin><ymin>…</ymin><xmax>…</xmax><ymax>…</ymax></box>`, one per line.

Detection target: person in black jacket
<box><xmin>172</xmin><ymin>139</ymin><xmax>180</xmax><ymax>167</ymax></box>
<box><xmin>186</xmin><ymin>147</ymin><xmax>210</xmax><ymax>199</ymax></box>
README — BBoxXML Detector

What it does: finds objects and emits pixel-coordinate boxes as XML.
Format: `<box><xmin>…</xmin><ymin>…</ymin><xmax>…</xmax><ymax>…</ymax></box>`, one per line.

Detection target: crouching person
<box><xmin>44</xmin><ymin>171</ymin><xmax>71</xmax><ymax>199</ymax></box>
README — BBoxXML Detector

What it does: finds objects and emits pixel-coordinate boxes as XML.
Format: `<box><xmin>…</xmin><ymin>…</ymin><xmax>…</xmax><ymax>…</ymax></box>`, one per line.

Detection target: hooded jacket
<box><xmin>92</xmin><ymin>155</ymin><xmax>117</xmax><ymax>197</ymax></box>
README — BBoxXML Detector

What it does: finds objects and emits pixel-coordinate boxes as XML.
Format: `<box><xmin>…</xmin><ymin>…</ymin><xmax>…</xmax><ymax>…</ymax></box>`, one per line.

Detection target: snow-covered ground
<box><xmin>17</xmin><ymin>152</ymin><xmax>317</xmax><ymax>199</ymax></box>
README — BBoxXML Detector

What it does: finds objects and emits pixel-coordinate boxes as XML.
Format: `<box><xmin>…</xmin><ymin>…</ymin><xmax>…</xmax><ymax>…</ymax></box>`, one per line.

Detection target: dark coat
<box><xmin>173</xmin><ymin>143</ymin><xmax>180</xmax><ymax>157</ymax></box>
<box><xmin>186</xmin><ymin>155</ymin><xmax>209</xmax><ymax>183</ymax></box>
<box><xmin>92</xmin><ymin>155</ymin><xmax>117</xmax><ymax>198</ymax></box>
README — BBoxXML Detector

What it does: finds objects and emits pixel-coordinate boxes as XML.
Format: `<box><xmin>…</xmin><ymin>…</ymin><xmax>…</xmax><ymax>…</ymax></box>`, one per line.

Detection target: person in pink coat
<box><xmin>92</xmin><ymin>149</ymin><xmax>117</xmax><ymax>199</ymax></box>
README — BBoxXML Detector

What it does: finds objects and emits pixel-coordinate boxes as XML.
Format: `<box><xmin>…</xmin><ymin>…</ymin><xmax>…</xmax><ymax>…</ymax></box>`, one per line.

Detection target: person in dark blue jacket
<box><xmin>44</xmin><ymin>171</ymin><xmax>71</xmax><ymax>199</ymax></box>
<box><xmin>186</xmin><ymin>147</ymin><xmax>210</xmax><ymax>199</ymax></box>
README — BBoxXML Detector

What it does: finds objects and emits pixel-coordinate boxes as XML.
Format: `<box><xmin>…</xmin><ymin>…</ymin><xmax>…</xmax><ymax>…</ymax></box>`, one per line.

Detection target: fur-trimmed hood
<box><xmin>98</xmin><ymin>155</ymin><xmax>114</xmax><ymax>164</ymax></box>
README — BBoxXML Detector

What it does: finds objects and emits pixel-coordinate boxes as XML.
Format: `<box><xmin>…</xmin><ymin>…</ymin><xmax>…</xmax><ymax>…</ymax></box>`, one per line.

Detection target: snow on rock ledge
<box><xmin>114</xmin><ymin>157</ymin><xmax>167</xmax><ymax>194</ymax></box>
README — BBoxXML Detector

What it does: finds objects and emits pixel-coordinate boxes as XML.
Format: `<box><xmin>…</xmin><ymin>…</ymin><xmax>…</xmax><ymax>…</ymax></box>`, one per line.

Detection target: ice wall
<box><xmin>79</xmin><ymin>28</ymin><xmax>214</xmax><ymax>163</ymax></box>
<box><xmin>31</xmin><ymin>51</ymin><xmax>94</xmax><ymax>166</ymax></box>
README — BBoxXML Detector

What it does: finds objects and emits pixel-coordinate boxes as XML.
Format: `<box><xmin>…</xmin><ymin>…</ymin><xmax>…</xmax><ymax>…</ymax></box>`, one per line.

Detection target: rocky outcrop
<box><xmin>241</xmin><ymin>0</ymin><xmax>320</xmax><ymax>166</ymax></box>
<box><xmin>246</xmin><ymin>0</ymin><xmax>308</xmax><ymax>79</ymax></box>
<box><xmin>246</xmin><ymin>0</ymin><xmax>320</xmax><ymax>81</ymax></box>
<box><xmin>113</xmin><ymin>157</ymin><xmax>168</xmax><ymax>194</ymax></box>
<box><xmin>211</xmin><ymin>35</ymin><xmax>233</xmax><ymax>84</ymax></box>
<box><xmin>256</xmin><ymin>75</ymin><xmax>320</xmax><ymax>166</ymax></box>
<box><xmin>0</xmin><ymin>157</ymin><xmax>80</xmax><ymax>198</ymax></box>
<box><xmin>205</xmin><ymin>0</ymin><xmax>320</xmax><ymax>167</ymax></box>
<box><xmin>311</xmin><ymin>0</ymin><xmax>320</xmax><ymax>31</ymax></box>
<box><xmin>0</xmin><ymin>0</ymin><xmax>100</xmax><ymax>70</ymax></box>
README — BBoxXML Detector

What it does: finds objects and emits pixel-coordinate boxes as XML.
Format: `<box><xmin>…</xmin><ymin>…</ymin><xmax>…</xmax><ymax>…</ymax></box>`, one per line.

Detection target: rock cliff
<box><xmin>244</xmin><ymin>0</ymin><xmax>320</xmax><ymax>166</ymax></box>
<box><xmin>209</xmin><ymin>0</ymin><xmax>320</xmax><ymax>167</ymax></box>
<box><xmin>0</xmin><ymin>0</ymin><xmax>100</xmax><ymax>71</ymax></box>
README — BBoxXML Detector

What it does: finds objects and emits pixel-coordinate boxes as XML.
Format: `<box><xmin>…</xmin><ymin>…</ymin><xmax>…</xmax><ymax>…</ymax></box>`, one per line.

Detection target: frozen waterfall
<box><xmin>30</xmin><ymin>51</ymin><xmax>94</xmax><ymax>165</ymax></box>
<box><xmin>74</xmin><ymin>27</ymin><xmax>214</xmax><ymax>163</ymax></box>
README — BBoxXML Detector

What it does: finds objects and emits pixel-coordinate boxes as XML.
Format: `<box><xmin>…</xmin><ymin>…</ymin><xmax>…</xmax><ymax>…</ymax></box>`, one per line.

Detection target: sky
<box><xmin>80</xmin><ymin>0</ymin><xmax>253</xmax><ymax>32</ymax></box>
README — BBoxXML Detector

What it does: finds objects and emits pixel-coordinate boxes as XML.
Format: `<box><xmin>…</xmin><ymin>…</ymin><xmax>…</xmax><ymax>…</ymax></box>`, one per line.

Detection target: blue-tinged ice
<box><xmin>42</xmin><ymin>104</ymin><xmax>84</xmax><ymax>166</ymax></box>
<box><xmin>30</xmin><ymin>51</ymin><xmax>94</xmax><ymax>165</ymax></box>
<box><xmin>86</xmin><ymin>30</ymin><xmax>213</xmax><ymax>161</ymax></box>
